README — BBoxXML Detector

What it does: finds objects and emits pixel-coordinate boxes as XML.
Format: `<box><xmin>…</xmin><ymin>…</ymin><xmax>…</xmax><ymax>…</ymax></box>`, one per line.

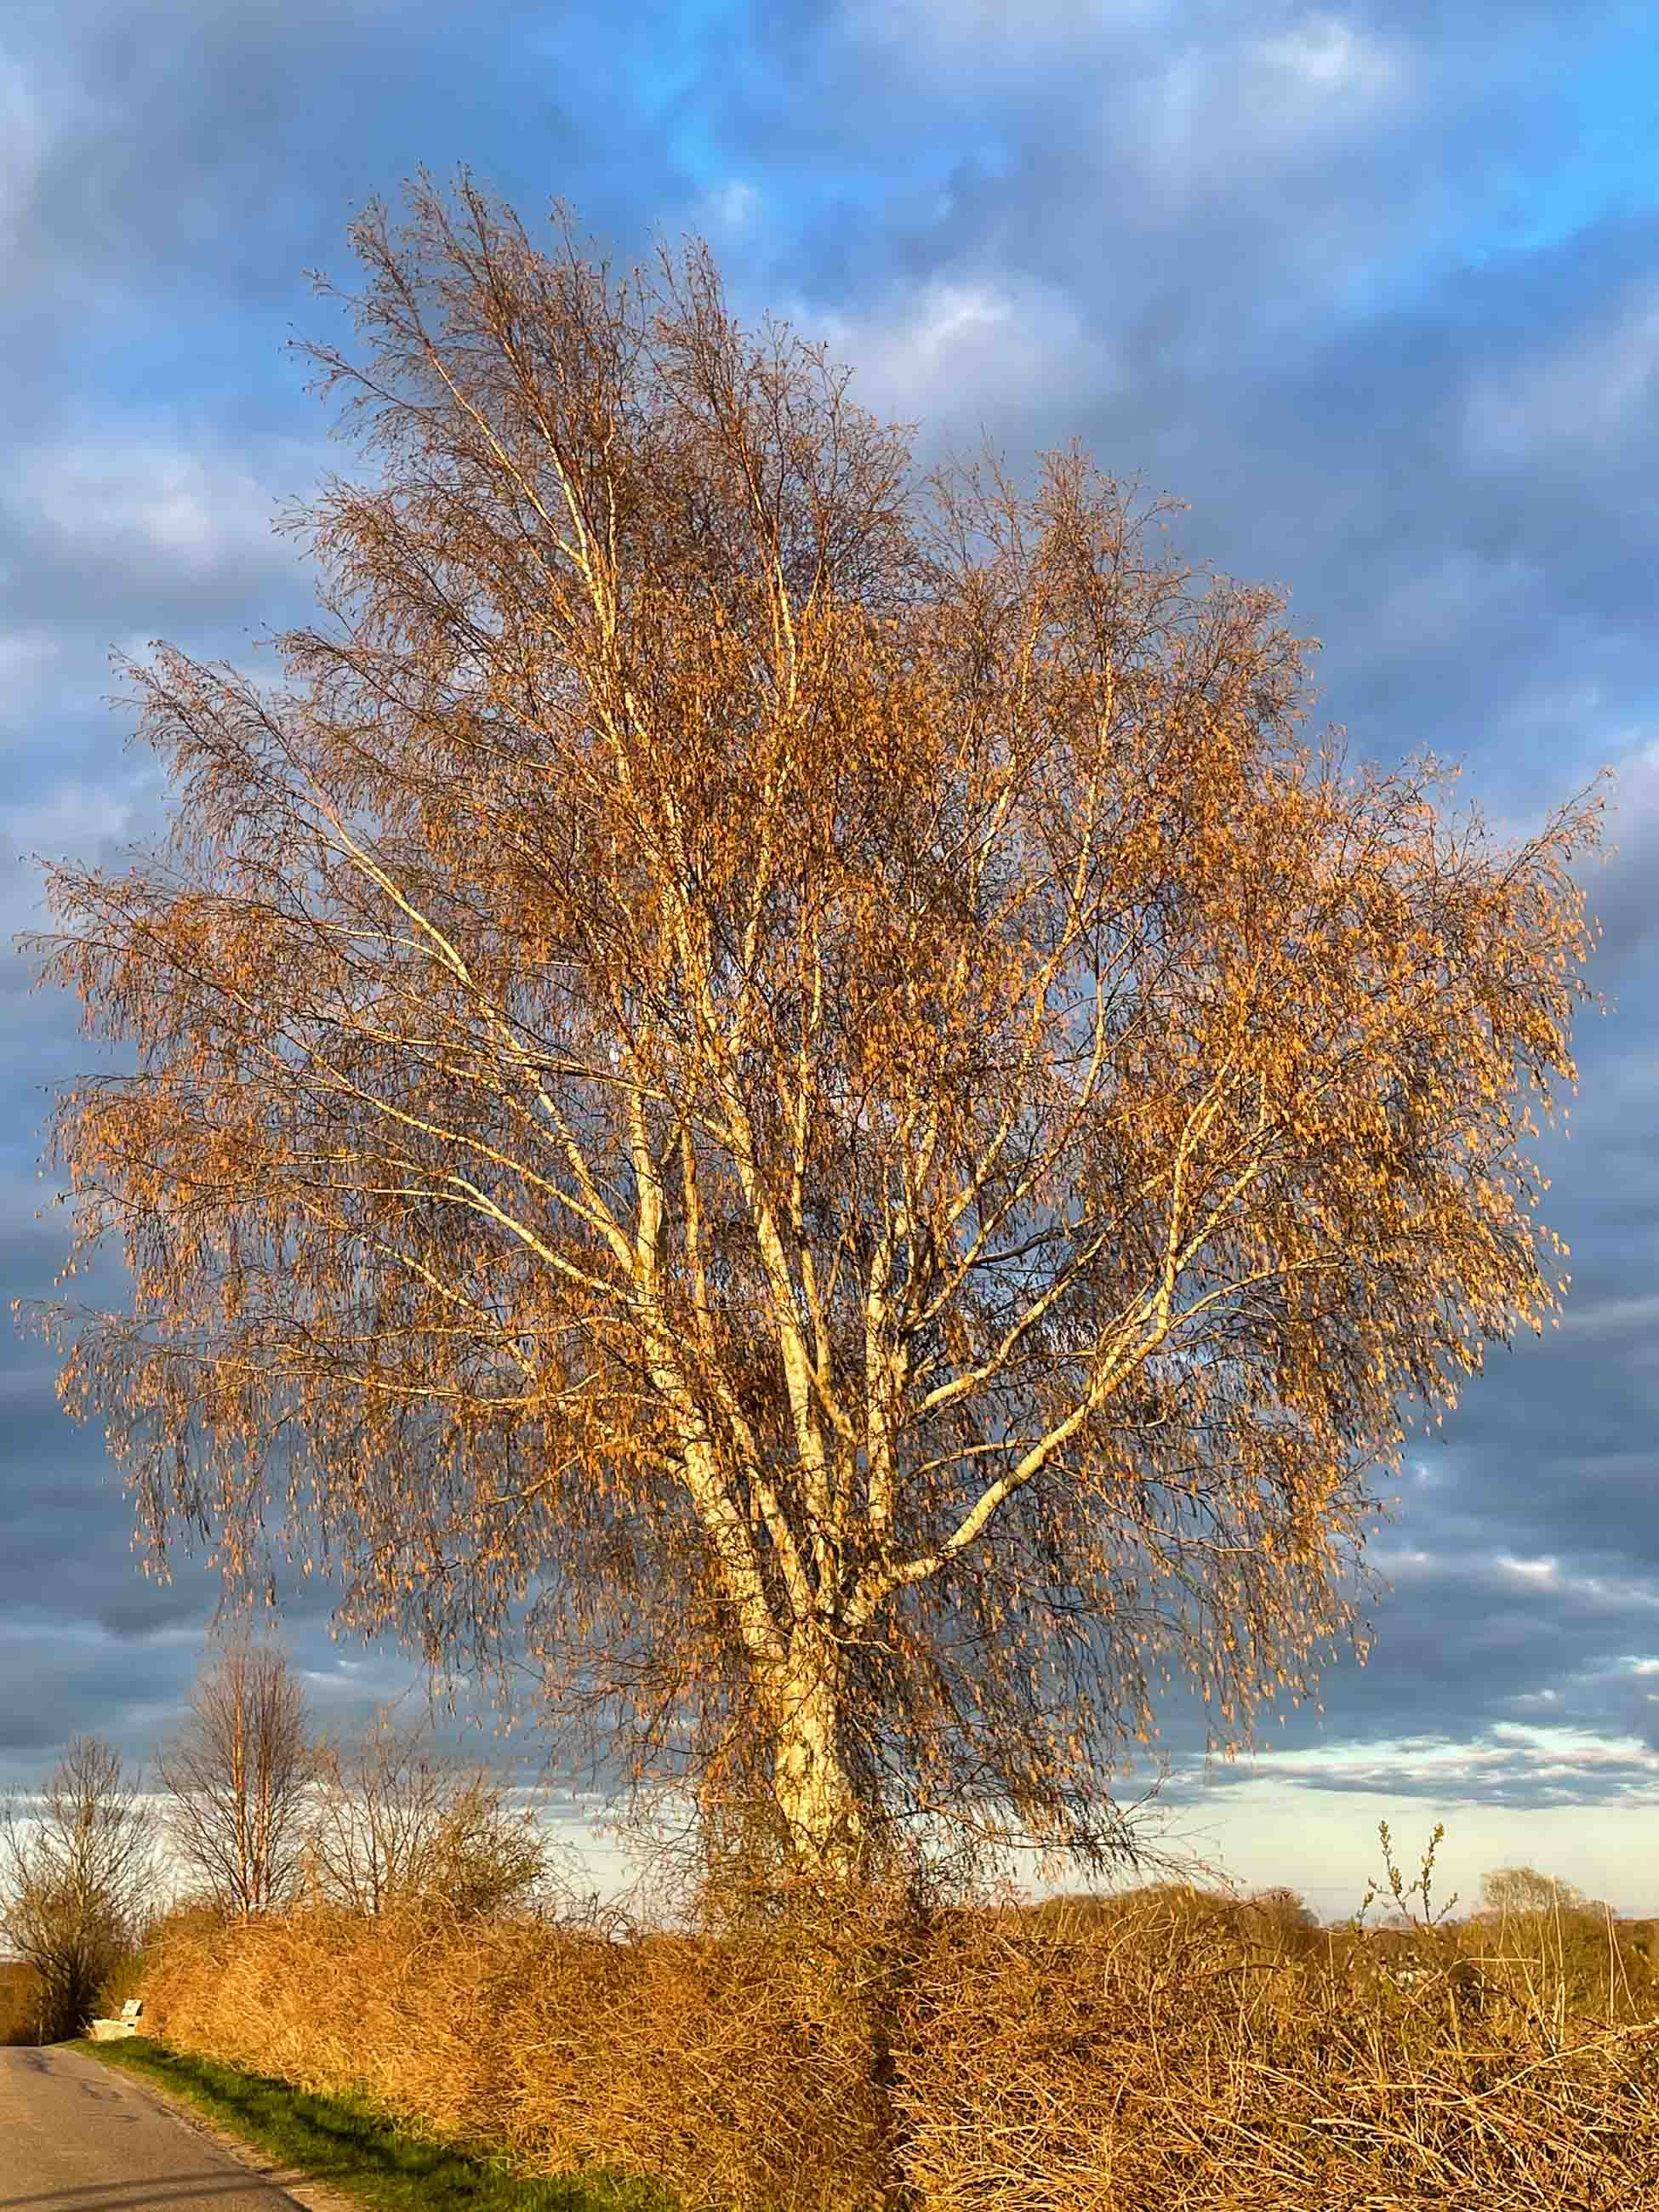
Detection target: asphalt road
<box><xmin>0</xmin><ymin>2044</ymin><xmax>303</xmax><ymax>2212</ymax></box>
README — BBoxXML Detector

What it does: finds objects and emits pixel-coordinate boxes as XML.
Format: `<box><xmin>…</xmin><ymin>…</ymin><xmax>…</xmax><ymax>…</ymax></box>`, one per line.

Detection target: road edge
<box><xmin>74</xmin><ymin>2038</ymin><xmax>367</xmax><ymax>2212</ymax></box>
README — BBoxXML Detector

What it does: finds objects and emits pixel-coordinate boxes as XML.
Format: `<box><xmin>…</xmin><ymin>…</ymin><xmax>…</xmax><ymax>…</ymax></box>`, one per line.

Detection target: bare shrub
<box><xmin>1483</xmin><ymin>1864</ymin><xmax>1588</xmax><ymax>1917</ymax></box>
<box><xmin>0</xmin><ymin>1737</ymin><xmax>157</xmax><ymax>2041</ymax></box>
<box><xmin>304</xmin><ymin>1719</ymin><xmax>551</xmax><ymax>1919</ymax></box>
<box><xmin>157</xmin><ymin>1637</ymin><xmax>315</xmax><ymax>1916</ymax></box>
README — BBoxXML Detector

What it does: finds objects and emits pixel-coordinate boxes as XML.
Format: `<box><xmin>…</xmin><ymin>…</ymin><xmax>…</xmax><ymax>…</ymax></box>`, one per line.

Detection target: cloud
<box><xmin>2</xmin><ymin>777</ymin><xmax>155</xmax><ymax>861</ymax></box>
<box><xmin>701</xmin><ymin>178</ymin><xmax>760</xmax><ymax>234</ymax></box>
<box><xmin>1145</xmin><ymin>13</ymin><xmax>1405</xmax><ymax>206</ymax></box>
<box><xmin>1464</xmin><ymin>276</ymin><xmax>1659</xmax><ymax>461</ymax></box>
<box><xmin>0</xmin><ymin>48</ymin><xmax>50</xmax><ymax>265</ymax></box>
<box><xmin>818</xmin><ymin>272</ymin><xmax>1117</xmax><ymax>435</ymax></box>
<box><xmin>1257</xmin><ymin>13</ymin><xmax>1396</xmax><ymax>96</ymax></box>
<box><xmin>840</xmin><ymin>0</ymin><xmax>1169</xmax><ymax>76</ymax></box>
<box><xmin>23</xmin><ymin>442</ymin><xmax>268</xmax><ymax>574</ymax></box>
<box><xmin>1225</xmin><ymin>1721</ymin><xmax>1659</xmax><ymax>1810</ymax></box>
<box><xmin>0</xmin><ymin>430</ymin><xmax>322</xmax><ymax>638</ymax></box>
<box><xmin>1559</xmin><ymin>1291</ymin><xmax>1659</xmax><ymax>1342</ymax></box>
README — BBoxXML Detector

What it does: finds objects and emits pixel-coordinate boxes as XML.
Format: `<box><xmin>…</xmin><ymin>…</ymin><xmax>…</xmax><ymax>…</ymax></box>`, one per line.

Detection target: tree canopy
<box><xmin>23</xmin><ymin>175</ymin><xmax>1604</xmax><ymax>1878</ymax></box>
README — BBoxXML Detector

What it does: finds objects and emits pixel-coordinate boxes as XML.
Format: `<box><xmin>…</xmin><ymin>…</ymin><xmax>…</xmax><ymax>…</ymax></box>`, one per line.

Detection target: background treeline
<box><xmin>9</xmin><ymin>1645</ymin><xmax>1659</xmax><ymax>2206</ymax></box>
<box><xmin>0</xmin><ymin>1640</ymin><xmax>558</xmax><ymax>2044</ymax></box>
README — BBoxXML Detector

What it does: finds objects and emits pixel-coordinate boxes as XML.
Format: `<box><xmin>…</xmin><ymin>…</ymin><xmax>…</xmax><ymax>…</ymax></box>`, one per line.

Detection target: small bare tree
<box><xmin>157</xmin><ymin>1638</ymin><xmax>315</xmax><ymax>1916</ymax></box>
<box><xmin>23</xmin><ymin>175</ymin><xmax>1606</xmax><ymax>1884</ymax></box>
<box><xmin>0</xmin><ymin>1738</ymin><xmax>157</xmax><ymax>2039</ymax></box>
<box><xmin>305</xmin><ymin>1718</ymin><xmax>549</xmax><ymax>1918</ymax></box>
<box><xmin>1481</xmin><ymin>1867</ymin><xmax>1588</xmax><ymax>1918</ymax></box>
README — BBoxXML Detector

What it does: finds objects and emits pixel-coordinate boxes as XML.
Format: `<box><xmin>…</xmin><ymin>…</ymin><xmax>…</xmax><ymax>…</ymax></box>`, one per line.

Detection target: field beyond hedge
<box><xmin>132</xmin><ymin>1880</ymin><xmax>1659</xmax><ymax>2211</ymax></box>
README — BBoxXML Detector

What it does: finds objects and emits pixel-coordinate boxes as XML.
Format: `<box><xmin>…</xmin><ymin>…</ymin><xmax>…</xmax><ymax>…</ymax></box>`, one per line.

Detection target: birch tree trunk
<box><xmin>767</xmin><ymin>1628</ymin><xmax>869</xmax><ymax>1879</ymax></box>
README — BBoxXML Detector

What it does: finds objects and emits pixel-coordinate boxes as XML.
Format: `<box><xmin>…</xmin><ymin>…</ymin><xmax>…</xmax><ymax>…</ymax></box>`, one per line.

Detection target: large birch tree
<box><xmin>22</xmin><ymin>177</ymin><xmax>1604</xmax><ymax>1880</ymax></box>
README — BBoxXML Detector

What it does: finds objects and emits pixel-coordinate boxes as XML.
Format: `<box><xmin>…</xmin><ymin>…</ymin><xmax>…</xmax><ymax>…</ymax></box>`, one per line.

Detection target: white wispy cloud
<box><xmin>814</xmin><ymin>272</ymin><xmax>1115</xmax><ymax>435</ymax></box>
<box><xmin>8</xmin><ymin>434</ymin><xmax>310</xmax><ymax>589</ymax></box>
<box><xmin>1228</xmin><ymin>1719</ymin><xmax>1659</xmax><ymax>1799</ymax></box>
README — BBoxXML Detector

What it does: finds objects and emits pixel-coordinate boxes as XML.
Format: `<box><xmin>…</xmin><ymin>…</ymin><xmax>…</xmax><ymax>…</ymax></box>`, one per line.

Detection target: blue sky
<box><xmin>3</xmin><ymin>0</ymin><xmax>1659</xmax><ymax>1918</ymax></box>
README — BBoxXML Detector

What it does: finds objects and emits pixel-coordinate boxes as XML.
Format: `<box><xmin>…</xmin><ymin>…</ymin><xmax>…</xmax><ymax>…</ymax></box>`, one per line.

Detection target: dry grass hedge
<box><xmin>141</xmin><ymin>1891</ymin><xmax>903</xmax><ymax>2210</ymax></box>
<box><xmin>135</xmin><ymin>1874</ymin><xmax>1659</xmax><ymax>2211</ymax></box>
<box><xmin>898</xmin><ymin>1893</ymin><xmax>1659</xmax><ymax>2209</ymax></box>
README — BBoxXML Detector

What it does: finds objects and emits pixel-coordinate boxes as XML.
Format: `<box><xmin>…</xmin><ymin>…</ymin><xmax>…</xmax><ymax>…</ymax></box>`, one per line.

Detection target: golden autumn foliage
<box><xmin>22</xmin><ymin>174</ymin><xmax>1604</xmax><ymax>1877</ymax></box>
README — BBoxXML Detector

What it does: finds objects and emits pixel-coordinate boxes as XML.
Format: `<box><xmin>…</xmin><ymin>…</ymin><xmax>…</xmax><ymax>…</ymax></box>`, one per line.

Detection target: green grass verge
<box><xmin>75</xmin><ymin>2035</ymin><xmax>675</xmax><ymax>2212</ymax></box>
